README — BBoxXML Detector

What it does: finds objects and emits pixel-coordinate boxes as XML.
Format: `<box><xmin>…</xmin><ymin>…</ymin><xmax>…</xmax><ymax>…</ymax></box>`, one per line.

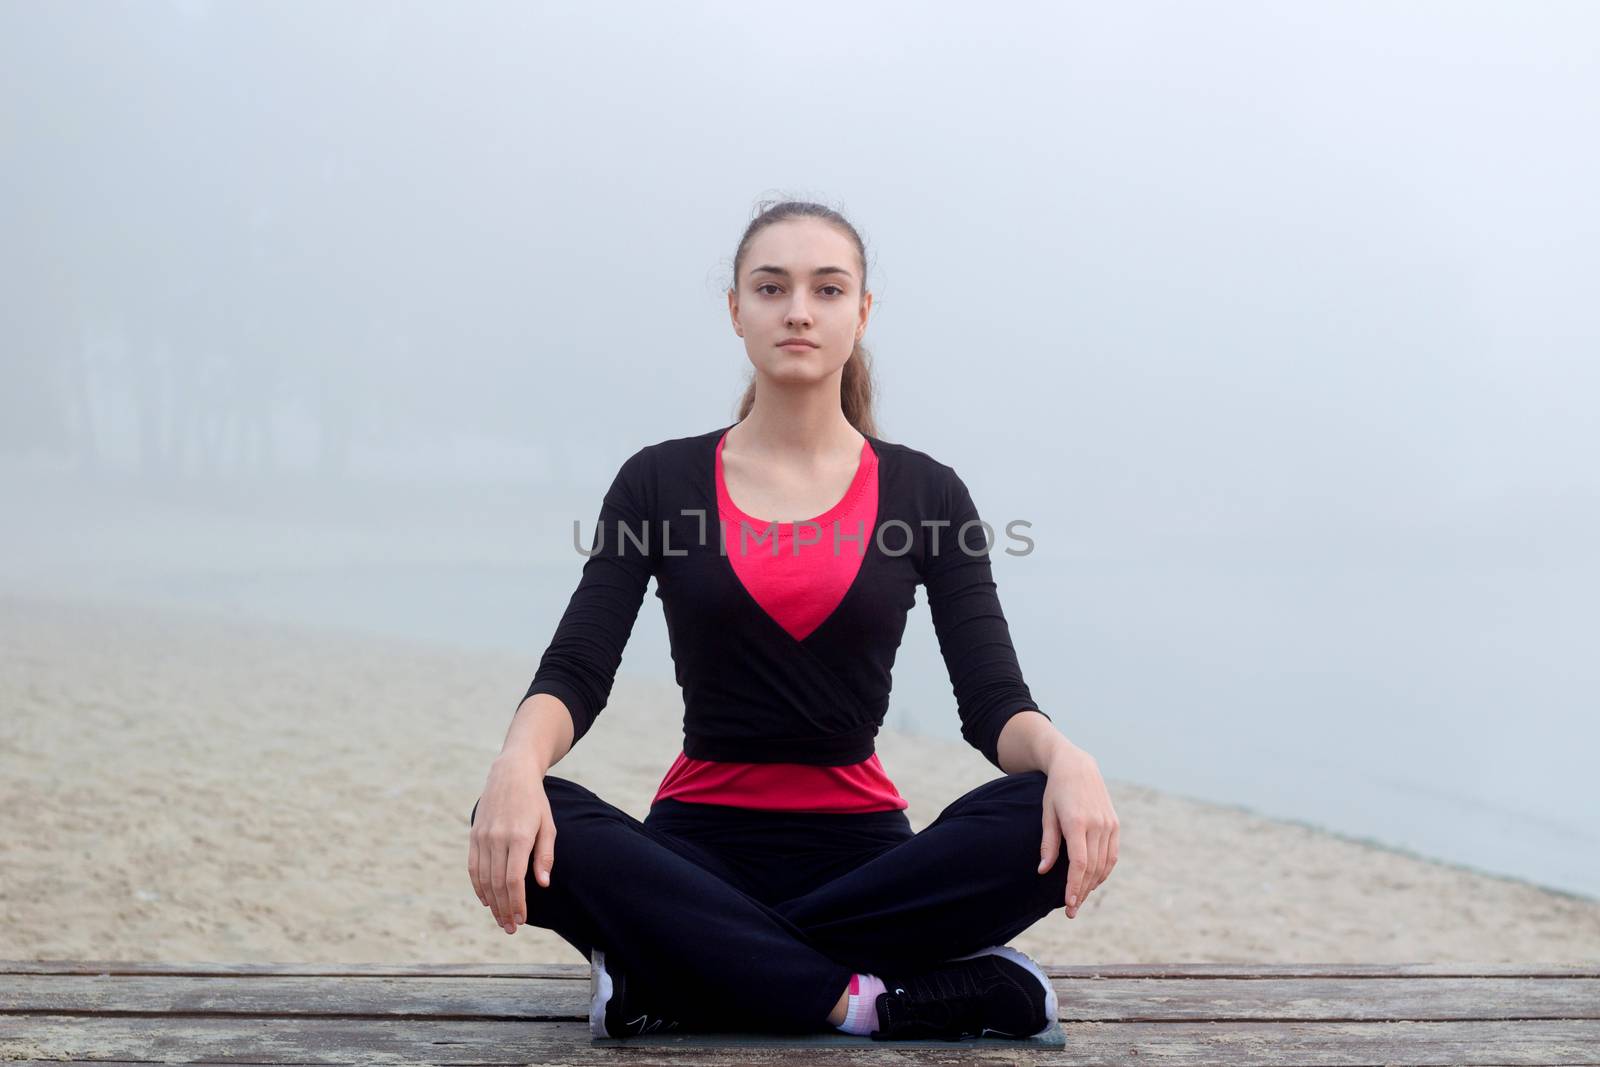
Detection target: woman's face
<box><xmin>728</xmin><ymin>218</ymin><xmax>872</xmax><ymax>390</ymax></box>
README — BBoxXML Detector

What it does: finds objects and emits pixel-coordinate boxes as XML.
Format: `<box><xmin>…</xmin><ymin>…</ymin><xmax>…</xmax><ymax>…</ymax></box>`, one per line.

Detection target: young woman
<box><xmin>467</xmin><ymin>200</ymin><xmax>1121</xmax><ymax>1042</ymax></box>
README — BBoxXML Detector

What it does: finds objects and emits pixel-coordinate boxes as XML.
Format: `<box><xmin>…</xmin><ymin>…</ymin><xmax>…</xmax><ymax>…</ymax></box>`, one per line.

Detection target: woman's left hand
<box><xmin>1037</xmin><ymin>743</ymin><xmax>1120</xmax><ymax>920</ymax></box>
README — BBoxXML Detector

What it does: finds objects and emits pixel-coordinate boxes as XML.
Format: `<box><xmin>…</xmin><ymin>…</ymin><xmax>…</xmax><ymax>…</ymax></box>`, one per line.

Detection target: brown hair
<box><xmin>729</xmin><ymin>199</ymin><xmax>879</xmax><ymax>438</ymax></box>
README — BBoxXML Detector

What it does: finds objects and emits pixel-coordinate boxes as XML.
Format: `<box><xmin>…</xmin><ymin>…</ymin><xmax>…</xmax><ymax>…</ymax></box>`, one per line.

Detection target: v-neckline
<box><xmin>715</xmin><ymin>425</ymin><xmax>874</xmax><ymax>529</ymax></box>
<box><xmin>703</xmin><ymin>423</ymin><xmax>884</xmax><ymax>647</ymax></box>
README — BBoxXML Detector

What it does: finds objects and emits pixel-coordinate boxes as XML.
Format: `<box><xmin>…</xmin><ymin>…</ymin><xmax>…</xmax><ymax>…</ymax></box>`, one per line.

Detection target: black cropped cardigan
<box><xmin>522</xmin><ymin>424</ymin><xmax>1048</xmax><ymax>770</ymax></box>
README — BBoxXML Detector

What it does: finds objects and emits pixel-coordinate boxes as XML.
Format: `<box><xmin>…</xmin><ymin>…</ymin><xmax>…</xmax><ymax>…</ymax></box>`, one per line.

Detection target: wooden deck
<box><xmin>3</xmin><ymin>960</ymin><xmax>1597</xmax><ymax>1064</ymax></box>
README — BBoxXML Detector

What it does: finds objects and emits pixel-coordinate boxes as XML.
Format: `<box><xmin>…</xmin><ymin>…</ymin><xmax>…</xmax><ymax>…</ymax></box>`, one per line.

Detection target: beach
<box><xmin>3</xmin><ymin>591</ymin><xmax>1597</xmax><ymax>966</ymax></box>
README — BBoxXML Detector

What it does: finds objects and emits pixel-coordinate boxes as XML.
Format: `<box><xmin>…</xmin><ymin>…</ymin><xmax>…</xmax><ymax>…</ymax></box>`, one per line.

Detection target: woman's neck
<box><xmin>733</xmin><ymin>389</ymin><xmax>862</xmax><ymax>460</ymax></box>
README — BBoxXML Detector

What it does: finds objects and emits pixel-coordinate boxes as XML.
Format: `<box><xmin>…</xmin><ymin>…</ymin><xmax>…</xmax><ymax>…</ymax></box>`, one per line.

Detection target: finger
<box><xmin>468</xmin><ymin>834</ymin><xmax>486</xmax><ymax>906</ymax></box>
<box><xmin>1078</xmin><ymin>826</ymin><xmax>1100</xmax><ymax>899</ymax></box>
<box><xmin>1086</xmin><ymin>826</ymin><xmax>1109</xmax><ymax>897</ymax></box>
<box><xmin>1076</xmin><ymin>829</ymin><xmax>1098</xmax><ymax>905</ymax></box>
<box><xmin>489</xmin><ymin>837</ymin><xmax>512</xmax><ymax>931</ymax></box>
<box><xmin>1038</xmin><ymin>804</ymin><xmax>1059</xmax><ymax>875</ymax></box>
<box><xmin>505</xmin><ymin>839</ymin><xmax>530</xmax><ymax>929</ymax></box>
<box><xmin>1093</xmin><ymin>822</ymin><xmax>1115</xmax><ymax>892</ymax></box>
<box><xmin>472</xmin><ymin>830</ymin><xmax>494</xmax><ymax>910</ymax></box>
<box><xmin>1106</xmin><ymin>821</ymin><xmax>1120</xmax><ymax>880</ymax></box>
<box><xmin>1064</xmin><ymin>825</ymin><xmax>1089</xmax><ymax>914</ymax></box>
<box><xmin>1091</xmin><ymin>810</ymin><xmax>1120</xmax><ymax>895</ymax></box>
<box><xmin>534</xmin><ymin>819</ymin><xmax>556</xmax><ymax>891</ymax></box>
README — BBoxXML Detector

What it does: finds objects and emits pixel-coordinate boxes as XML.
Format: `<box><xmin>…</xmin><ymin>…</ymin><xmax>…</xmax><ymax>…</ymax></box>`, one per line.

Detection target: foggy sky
<box><xmin>4</xmin><ymin>2</ymin><xmax>1593</xmax><ymax>537</ymax></box>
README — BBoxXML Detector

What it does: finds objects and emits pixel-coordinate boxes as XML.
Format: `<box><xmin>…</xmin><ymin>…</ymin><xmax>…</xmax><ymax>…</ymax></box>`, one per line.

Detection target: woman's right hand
<box><xmin>468</xmin><ymin>751</ymin><xmax>556</xmax><ymax>935</ymax></box>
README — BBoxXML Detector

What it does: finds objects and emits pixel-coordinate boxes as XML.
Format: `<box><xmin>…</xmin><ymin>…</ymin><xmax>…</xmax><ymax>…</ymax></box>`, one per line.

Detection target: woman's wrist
<box><xmin>493</xmin><ymin>745</ymin><xmax>550</xmax><ymax>778</ymax></box>
<box><xmin>999</xmin><ymin>710</ymin><xmax>1080</xmax><ymax>774</ymax></box>
<box><xmin>1039</xmin><ymin>732</ymin><xmax>1088</xmax><ymax>773</ymax></box>
<box><xmin>497</xmin><ymin>694</ymin><xmax>573</xmax><ymax>775</ymax></box>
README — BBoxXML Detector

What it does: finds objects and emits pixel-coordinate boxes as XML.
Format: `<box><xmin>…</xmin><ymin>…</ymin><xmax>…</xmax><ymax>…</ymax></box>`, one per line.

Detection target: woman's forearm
<box><xmin>996</xmin><ymin>709</ymin><xmax>1076</xmax><ymax>775</ymax></box>
<box><xmin>500</xmin><ymin>693</ymin><xmax>577</xmax><ymax>774</ymax></box>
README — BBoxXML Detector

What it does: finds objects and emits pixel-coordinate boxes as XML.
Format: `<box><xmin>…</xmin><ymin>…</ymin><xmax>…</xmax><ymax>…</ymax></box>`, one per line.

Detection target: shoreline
<box><xmin>3</xmin><ymin>590</ymin><xmax>1597</xmax><ymax>965</ymax></box>
<box><xmin>1149</xmin><ymin>788</ymin><xmax>1599</xmax><ymax>907</ymax></box>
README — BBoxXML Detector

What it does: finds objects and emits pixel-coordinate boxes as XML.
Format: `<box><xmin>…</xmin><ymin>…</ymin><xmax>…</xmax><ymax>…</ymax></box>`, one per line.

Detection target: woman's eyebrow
<box><xmin>750</xmin><ymin>265</ymin><xmax>854</xmax><ymax>280</ymax></box>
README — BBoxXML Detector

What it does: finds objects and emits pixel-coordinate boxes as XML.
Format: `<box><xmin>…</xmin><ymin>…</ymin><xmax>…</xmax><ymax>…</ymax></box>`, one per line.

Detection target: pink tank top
<box><xmin>650</xmin><ymin>429</ymin><xmax>909</xmax><ymax>814</ymax></box>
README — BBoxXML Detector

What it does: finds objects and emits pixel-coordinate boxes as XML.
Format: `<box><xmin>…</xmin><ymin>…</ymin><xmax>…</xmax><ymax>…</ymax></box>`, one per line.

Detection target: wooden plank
<box><xmin>3</xmin><ymin>1016</ymin><xmax>1599</xmax><ymax>1065</ymax></box>
<box><xmin>6</xmin><ymin>959</ymin><xmax>1599</xmax><ymax>978</ymax></box>
<box><xmin>1061</xmin><ymin>962</ymin><xmax>1600</xmax><ymax>980</ymax></box>
<box><xmin>3</xmin><ymin>973</ymin><xmax>1598</xmax><ymax>1022</ymax></box>
<box><xmin>0</xmin><ymin>960</ymin><xmax>593</xmax><ymax>979</ymax></box>
<box><xmin>1062</xmin><ymin>962</ymin><xmax>1600</xmax><ymax>979</ymax></box>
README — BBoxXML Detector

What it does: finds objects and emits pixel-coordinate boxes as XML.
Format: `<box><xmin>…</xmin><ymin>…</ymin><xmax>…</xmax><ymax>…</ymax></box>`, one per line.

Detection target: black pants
<box><xmin>469</xmin><ymin>770</ymin><xmax>1071</xmax><ymax>1034</ymax></box>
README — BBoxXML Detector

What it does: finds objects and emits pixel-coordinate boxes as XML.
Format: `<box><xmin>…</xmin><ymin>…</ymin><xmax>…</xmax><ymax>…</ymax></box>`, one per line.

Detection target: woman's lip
<box><xmin>779</xmin><ymin>341</ymin><xmax>817</xmax><ymax>348</ymax></box>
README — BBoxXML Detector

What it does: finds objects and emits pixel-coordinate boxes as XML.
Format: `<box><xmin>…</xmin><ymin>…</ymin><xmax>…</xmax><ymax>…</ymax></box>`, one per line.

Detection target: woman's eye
<box><xmin>756</xmin><ymin>283</ymin><xmax>844</xmax><ymax>296</ymax></box>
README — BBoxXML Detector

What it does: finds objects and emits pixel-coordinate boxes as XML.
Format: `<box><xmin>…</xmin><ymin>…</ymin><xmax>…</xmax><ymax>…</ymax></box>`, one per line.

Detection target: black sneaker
<box><xmin>588</xmin><ymin>948</ymin><xmax>684</xmax><ymax>1039</ymax></box>
<box><xmin>871</xmin><ymin>945</ymin><xmax>1057</xmax><ymax>1041</ymax></box>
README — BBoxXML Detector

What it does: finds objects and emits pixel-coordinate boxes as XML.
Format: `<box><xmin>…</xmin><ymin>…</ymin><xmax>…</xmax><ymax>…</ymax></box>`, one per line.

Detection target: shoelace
<box><xmin>882</xmin><ymin>960</ymin><xmax>993</xmax><ymax>1037</ymax></box>
<box><xmin>621</xmin><ymin>1013</ymin><xmax>680</xmax><ymax>1036</ymax></box>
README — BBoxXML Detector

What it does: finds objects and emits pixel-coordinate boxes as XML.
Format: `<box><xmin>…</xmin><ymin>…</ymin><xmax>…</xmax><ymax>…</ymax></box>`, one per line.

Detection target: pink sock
<box><xmin>835</xmin><ymin>972</ymin><xmax>887</xmax><ymax>1036</ymax></box>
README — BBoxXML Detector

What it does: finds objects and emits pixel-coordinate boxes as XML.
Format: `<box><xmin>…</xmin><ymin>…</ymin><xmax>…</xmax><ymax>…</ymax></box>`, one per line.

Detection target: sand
<box><xmin>2</xmin><ymin>592</ymin><xmax>1597</xmax><ymax>967</ymax></box>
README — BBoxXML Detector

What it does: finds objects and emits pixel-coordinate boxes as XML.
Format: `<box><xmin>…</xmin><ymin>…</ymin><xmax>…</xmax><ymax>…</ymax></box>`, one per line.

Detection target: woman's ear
<box><xmin>727</xmin><ymin>289</ymin><xmax>743</xmax><ymax>337</ymax></box>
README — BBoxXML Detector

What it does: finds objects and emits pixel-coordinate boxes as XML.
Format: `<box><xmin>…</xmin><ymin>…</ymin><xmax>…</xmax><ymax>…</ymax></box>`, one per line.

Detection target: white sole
<box><xmin>947</xmin><ymin>944</ymin><xmax>1059</xmax><ymax>1038</ymax></box>
<box><xmin>588</xmin><ymin>948</ymin><xmax>614</xmax><ymax>1038</ymax></box>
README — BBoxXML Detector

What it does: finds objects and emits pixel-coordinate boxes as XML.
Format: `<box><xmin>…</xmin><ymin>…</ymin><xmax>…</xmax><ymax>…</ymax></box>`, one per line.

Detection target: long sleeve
<box><xmin>922</xmin><ymin>464</ymin><xmax>1049</xmax><ymax>769</ymax></box>
<box><xmin>522</xmin><ymin>447</ymin><xmax>656</xmax><ymax>748</ymax></box>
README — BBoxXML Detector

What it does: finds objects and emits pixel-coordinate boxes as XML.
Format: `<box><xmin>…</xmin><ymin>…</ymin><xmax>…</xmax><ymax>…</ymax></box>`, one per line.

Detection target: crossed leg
<box><xmin>472</xmin><ymin>770</ymin><xmax>1071</xmax><ymax>1034</ymax></box>
<box><xmin>772</xmin><ymin>770</ymin><xmax>1072</xmax><ymax>977</ymax></box>
<box><xmin>475</xmin><ymin>777</ymin><xmax>854</xmax><ymax>1033</ymax></box>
